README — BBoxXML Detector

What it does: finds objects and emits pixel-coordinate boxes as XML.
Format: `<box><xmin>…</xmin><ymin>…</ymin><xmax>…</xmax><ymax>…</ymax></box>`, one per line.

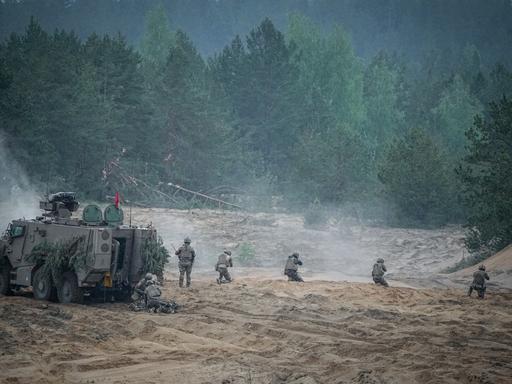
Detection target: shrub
<box><xmin>237</xmin><ymin>242</ymin><xmax>256</xmax><ymax>265</ymax></box>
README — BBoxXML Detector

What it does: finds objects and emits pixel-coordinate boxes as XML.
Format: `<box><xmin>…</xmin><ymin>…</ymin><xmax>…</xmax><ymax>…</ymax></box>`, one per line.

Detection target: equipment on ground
<box><xmin>128</xmin><ymin>292</ymin><xmax>178</xmax><ymax>314</ymax></box>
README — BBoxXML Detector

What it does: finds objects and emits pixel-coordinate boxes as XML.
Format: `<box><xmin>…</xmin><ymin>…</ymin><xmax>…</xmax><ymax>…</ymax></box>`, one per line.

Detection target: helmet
<box><xmin>479</xmin><ymin>265</ymin><xmax>486</xmax><ymax>271</ymax></box>
<box><xmin>292</xmin><ymin>252</ymin><xmax>299</xmax><ymax>257</ymax></box>
<box><xmin>184</xmin><ymin>237</ymin><xmax>191</xmax><ymax>244</ymax></box>
<box><xmin>377</xmin><ymin>258</ymin><xmax>384</xmax><ymax>263</ymax></box>
<box><xmin>145</xmin><ymin>273</ymin><xmax>153</xmax><ymax>280</ymax></box>
<box><xmin>224</xmin><ymin>250</ymin><xmax>232</xmax><ymax>256</ymax></box>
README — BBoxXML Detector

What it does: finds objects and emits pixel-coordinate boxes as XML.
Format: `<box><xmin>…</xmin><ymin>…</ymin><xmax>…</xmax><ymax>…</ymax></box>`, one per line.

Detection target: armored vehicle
<box><xmin>0</xmin><ymin>192</ymin><xmax>166</xmax><ymax>303</ymax></box>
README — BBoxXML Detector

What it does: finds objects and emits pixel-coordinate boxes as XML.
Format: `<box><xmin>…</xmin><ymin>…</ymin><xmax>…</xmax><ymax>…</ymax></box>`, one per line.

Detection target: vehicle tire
<box><xmin>0</xmin><ymin>265</ymin><xmax>11</xmax><ymax>296</ymax></box>
<box><xmin>32</xmin><ymin>267</ymin><xmax>54</xmax><ymax>301</ymax></box>
<box><xmin>57</xmin><ymin>271</ymin><xmax>83</xmax><ymax>304</ymax></box>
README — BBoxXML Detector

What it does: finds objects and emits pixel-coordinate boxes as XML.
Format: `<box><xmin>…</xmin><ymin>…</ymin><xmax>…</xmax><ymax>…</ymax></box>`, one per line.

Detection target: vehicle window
<box><xmin>10</xmin><ymin>226</ymin><xmax>25</xmax><ymax>238</ymax></box>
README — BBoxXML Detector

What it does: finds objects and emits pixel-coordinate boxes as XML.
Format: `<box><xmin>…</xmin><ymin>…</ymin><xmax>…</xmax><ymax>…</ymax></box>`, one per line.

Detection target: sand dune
<box><xmin>448</xmin><ymin>245</ymin><xmax>512</xmax><ymax>289</ymax></box>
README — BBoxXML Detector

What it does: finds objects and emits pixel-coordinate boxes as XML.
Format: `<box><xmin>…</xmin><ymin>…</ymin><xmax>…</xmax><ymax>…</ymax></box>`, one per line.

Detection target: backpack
<box><xmin>145</xmin><ymin>284</ymin><xmax>161</xmax><ymax>299</ymax></box>
<box><xmin>372</xmin><ymin>263</ymin><xmax>382</xmax><ymax>277</ymax></box>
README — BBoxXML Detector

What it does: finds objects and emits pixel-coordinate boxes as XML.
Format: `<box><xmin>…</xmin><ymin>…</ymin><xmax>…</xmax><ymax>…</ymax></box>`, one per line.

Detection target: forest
<box><xmin>0</xmin><ymin>0</ymin><xmax>512</xmax><ymax>260</ymax></box>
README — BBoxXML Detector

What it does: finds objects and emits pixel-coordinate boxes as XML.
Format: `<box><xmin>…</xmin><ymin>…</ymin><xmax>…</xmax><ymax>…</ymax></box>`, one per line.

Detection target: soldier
<box><xmin>372</xmin><ymin>258</ymin><xmax>389</xmax><ymax>287</ymax></box>
<box><xmin>216</xmin><ymin>250</ymin><xmax>233</xmax><ymax>284</ymax></box>
<box><xmin>144</xmin><ymin>279</ymin><xmax>162</xmax><ymax>312</ymax></box>
<box><xmin>175</xmin><ymin>237</ymin><xmax>196</xmax><ymax>288</ymax></box>
<box><xmin>468</xmin><ymin>265</ymin><xmax>490</xmax><ymax>299</ymax></box>
<box><xmin>284</xmin><ymin>252</ymin><xmax>303</xmax><ymax>282</ymax></box>
<box><xmin>132</xmin><ymin>272</ymin><xmax>154</xmax><ymax>302</ymax></box>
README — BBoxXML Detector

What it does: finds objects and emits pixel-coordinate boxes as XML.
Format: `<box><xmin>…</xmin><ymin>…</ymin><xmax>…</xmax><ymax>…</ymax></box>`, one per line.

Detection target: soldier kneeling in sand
<box><xmin>144</xmin><ymin>279</ymin><xmax>179</xmax><ymax>313</ymax></box>
<box><xmin>468</xmin><ymin>265</ymin><xmax>490</xmax><ymax>299</ymax></box>
<box><xmin>372</xmin><ymin>258</ymin><xmax>389</xmax><ymax>287</ymax></box>
<box><xmin>284</xmin><ymin>252</ymin><xmax>304</xmax><ymax>282</ymax></box>
<box><xmin>144</xmin><ymin>279</ymin><xmax>163</xmax><ymax>311</ymax></box>
<box><xmin>132</xmin><ymin>272</ymin><xmax>155</xmax><ymax>302</ymax></box>
<box><xmin>216</xmin><ymin>250</ymin><xmax>233</xmax><ymax>284</ymax></box>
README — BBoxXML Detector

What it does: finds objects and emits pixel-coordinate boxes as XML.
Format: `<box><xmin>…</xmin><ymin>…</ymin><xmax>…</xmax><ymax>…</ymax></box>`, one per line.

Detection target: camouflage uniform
<box><xmin>468</xmin><ymin>266</ymin><xmax>490</xmax><ymax>299</ymax></box>
<box><xmin>132</xmin><ymin>273</ymin><xmax>154</xmax><ymax>301</ymax></box>
<box><xmin>284</xmin><ymin>253</ymin><xmax>303</xmax><ymax>282</ymax></box>
<box><xmin>372</xmin><ymin>258</ymin><xmax>389</xmax><ymax>287</ymax></box>
<box><xmin>175</xmin><ymin>238</ymin><xmax>196</xmax><ymax>287</ymax></box>
<box><xmin>144</xmin><ymin>280</ymin><xmax>162</xmax><ymax>311</ymax></box>
<box><xmin>216</xmin><ymin>251</ymin><xmax>233</xmax><ymax>284</ymax></box>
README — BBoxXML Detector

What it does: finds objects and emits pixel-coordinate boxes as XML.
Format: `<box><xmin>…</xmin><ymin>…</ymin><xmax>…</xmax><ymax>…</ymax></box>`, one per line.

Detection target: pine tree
<box><xmin>432</xmin><ymin>74</ymin><xmax>483</xmax><ymax>157</ymax></box>
<box><xmin>139</xmin><ymin>3</ymin><xmax>174</xmax><ymax>70</ymax></box>
<box><xmin>363</xmin><ymin>51</ymin><xmax>407</xmax><ymax>150</ymax></box>
<box><xmin>379</xmin><ymin>128</ymin><xmax>455</xmax><ymax>226</ymax></box>
<box><xmin>237</xmin><ymin>18</ymin><xmax>298</xmax><ymax>179</ymax></box>
<box><xmin>0</xmin><ymin>18</ymin><xmax>58</xmax><ymax>183</ymax></box>
<box><xmin>286</xmin><ymin>14</ymin><xmax>370</xmax><ymax>202</ymax></box>
<box><xmin>158</xmin><ymin>30</ymin><xmax>249</xmax><ymax>190</ymax></box>
<box><xmin>458</xmin><ymin>97</ymin><xmax>512</xmax><ymax>257</ymax></box>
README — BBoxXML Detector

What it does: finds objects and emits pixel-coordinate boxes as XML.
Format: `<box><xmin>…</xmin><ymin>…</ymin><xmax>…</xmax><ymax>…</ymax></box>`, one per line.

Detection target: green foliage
<box><xmin>141</xmin><ymin>236</ymin><xmax>169</xmax><ymax>278</ymax></box>
<box><xmin>363</xmin><ymin>51</ymin><xmax>407</xmax><ymax>150</ymax></box>
<box><xmin>288</xmin><ymin>13</ymin><xmax>365</xmax><ymax>130</ymax></box>
<box><xmin>432</xmin><ymin>74</ymin><xmax>483</xmax><ymax>156</ymax></box>
<box><xmin>0</xmin><ymin>19</ymin><xmax>148</xmax><ymax>199</ymax></box>
<box><xmin>27</xmin><ymin>236</ymin><xmax>86</xmax><ymax>284</ymax></box>
<box><xmin>139</xmin><ymin>3</ymin><xmax>175</xmax><ymax>69</ymax></box>
<box><xmin>290</xmin><ymin>124</ymin><xmax>374</xmax><ymax>203</ymax></box>
<box><xmin>241</xmin><ymin>18</ymin><xmax>299</xmax><ymax>178</ymax></box>
<box><xmin>481</xmin><ymin>64</ymin><xmax>512</xmax><ymax>105</ymax></box>
<box><xmin>237</xmin><ymin>242</ymin><xmax>256</xmax><ymax>266</ymax></box>
<box><xmin>1</xmin><ymin>14</ymin><xmax>512</xmax><ymax>233</ymax></box>
<box><xmin>283</xmin><ymin>14</ymin><xmax>372</xmax><ymax>203</ymax></box>
<box><xmin>378</xmin><ymin>128</ymin><xmax>456</xmax><ymax>226</ymax></box>
<box><xmin>458</xmin><ymin>97</ymin><xmax>512</xmax><ymax>257</ymax></box>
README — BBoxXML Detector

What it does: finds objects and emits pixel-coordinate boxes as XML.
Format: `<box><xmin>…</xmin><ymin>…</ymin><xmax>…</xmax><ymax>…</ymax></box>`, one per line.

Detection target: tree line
<box><xmin>1</xmin><ymin>8</ymin><xmax>511</xmax><ymax>259</ymax></box>
<box><xmin>2</xmin><ymin>0</ymin><xmax>511</xmax><ymax>65</ymax></box>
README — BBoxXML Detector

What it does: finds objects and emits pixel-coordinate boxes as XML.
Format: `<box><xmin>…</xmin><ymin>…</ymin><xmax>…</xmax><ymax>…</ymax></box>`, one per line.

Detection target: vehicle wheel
<box><xmin>57</xmin><ymin>272</ymin><xmax>83</xmax><ymax>304</ymax></box>
<box><xmin>33</xmin><ymin>267</ymin><xmax>54</xmax><ymax>301</ymax></box>
<box><xmin>0</xmin><ymin>265</ymin><xmax>11</xmax><ymax>296</ymax></box>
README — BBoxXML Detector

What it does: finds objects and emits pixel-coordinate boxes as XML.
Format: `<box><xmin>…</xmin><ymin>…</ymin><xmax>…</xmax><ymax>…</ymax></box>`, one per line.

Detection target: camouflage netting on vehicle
<box><xmin>27</xmin><ymin>236</ymin><xmax>86</xmax><ymax>285</ymax></box>
<box><xmin>141</xmin><ymin>236</ymin><xmax>169</xmax><ymax>279</ymax></box>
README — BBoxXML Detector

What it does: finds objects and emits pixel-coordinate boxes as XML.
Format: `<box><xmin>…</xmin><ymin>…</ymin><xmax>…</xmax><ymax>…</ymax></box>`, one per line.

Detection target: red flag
<box><xmin>114</xmin><ymin>192</ymin><xmax>120</xmax><ymax>209</ymax></box>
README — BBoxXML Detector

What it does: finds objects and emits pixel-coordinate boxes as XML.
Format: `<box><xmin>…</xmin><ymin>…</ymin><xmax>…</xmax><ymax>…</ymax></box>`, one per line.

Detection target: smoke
<box><xmin>0</xmin><ymin>133</ymin><xmax>41</xmax><ymax>228</ymax></box>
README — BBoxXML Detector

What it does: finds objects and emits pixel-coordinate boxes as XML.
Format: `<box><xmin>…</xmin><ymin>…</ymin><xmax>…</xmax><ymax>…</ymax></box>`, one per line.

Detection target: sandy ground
<box><xmin>1</xmin><ymin>275</ymin><xmax>512</xmax><ymax>384</ymax></box>
<box><xmin>1</xmin><ymin>208</ymin><xmax>512</xmax><ymax>384</ymax></box>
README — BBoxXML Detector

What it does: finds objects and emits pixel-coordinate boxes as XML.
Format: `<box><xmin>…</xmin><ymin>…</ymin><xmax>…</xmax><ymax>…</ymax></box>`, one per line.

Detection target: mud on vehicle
<box><xmin>0</xmin><ymin>192</ymin><xmax>168</xmax><ymax>303</ymax></box>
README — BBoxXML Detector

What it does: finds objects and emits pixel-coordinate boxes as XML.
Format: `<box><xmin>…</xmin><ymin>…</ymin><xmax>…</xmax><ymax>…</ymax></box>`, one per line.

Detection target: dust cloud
<box><xmin>128</xmin><ymin>207</ymin><xmax>466</xmax><ymax>284</ymax></box>
<box><xmin>0</xmin><ymin>133</ymin><xmax>41</xmax><ymax>229</ymax></box>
